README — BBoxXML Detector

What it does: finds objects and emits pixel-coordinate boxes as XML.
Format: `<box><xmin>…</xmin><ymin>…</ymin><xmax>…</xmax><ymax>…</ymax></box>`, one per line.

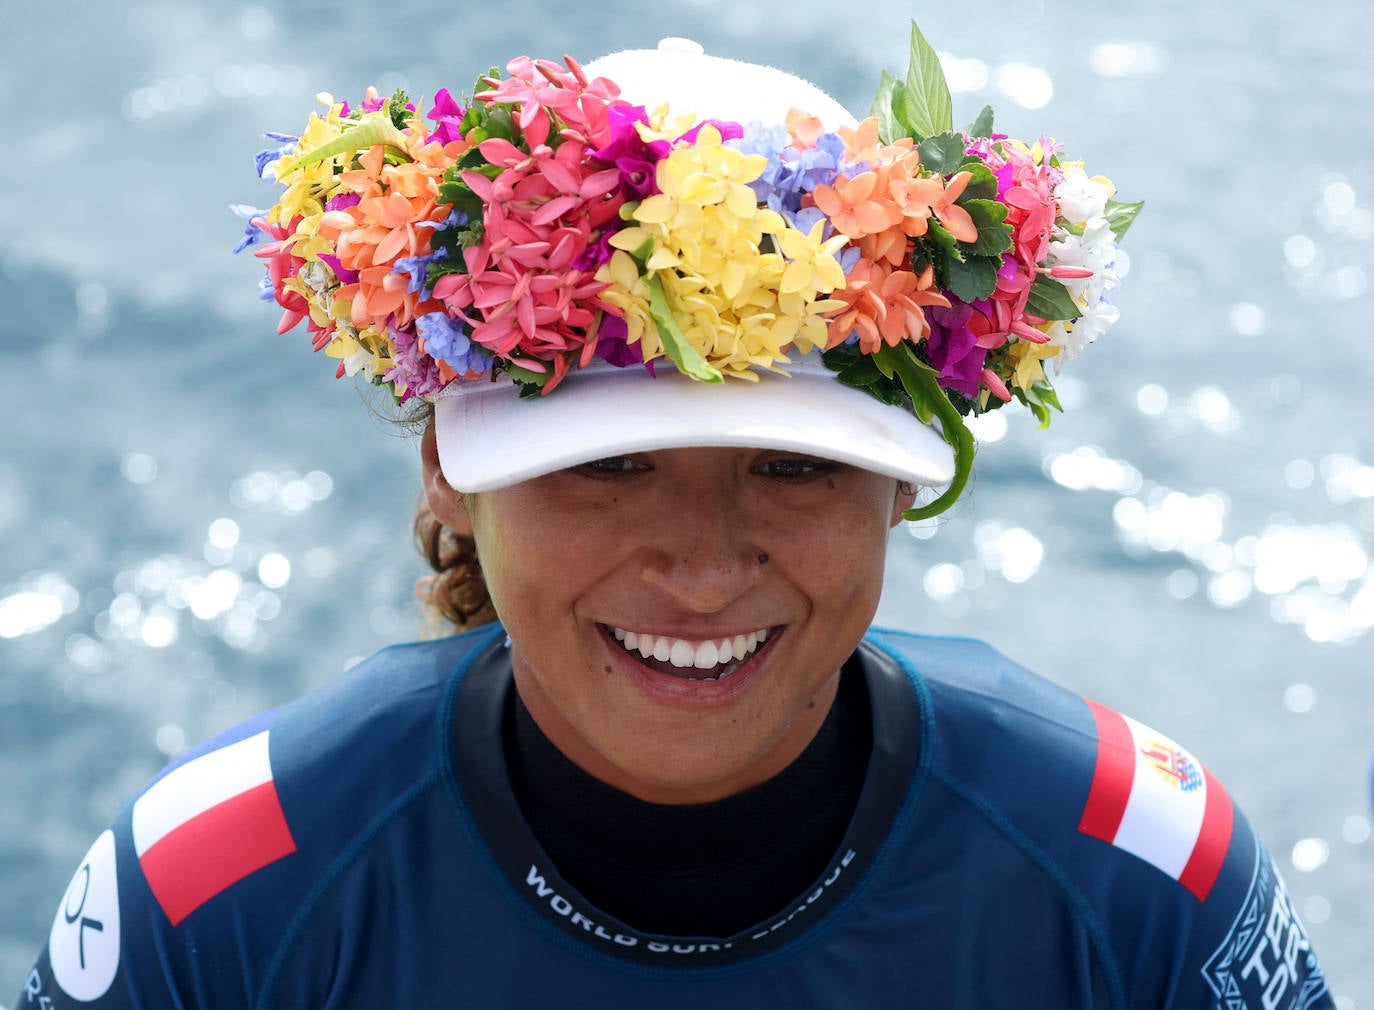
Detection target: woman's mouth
<box><xmin>605</xmin><ymin>625</ymin><xmax>773</xmax><ymax>682</ymax></box>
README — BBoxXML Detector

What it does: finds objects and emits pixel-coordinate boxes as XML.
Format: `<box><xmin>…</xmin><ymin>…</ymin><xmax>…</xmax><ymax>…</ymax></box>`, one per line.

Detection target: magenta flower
<box><xmin>426</xmin><ymin>88</ymin><xmax>466</xmax><ymax>146</ymax></box>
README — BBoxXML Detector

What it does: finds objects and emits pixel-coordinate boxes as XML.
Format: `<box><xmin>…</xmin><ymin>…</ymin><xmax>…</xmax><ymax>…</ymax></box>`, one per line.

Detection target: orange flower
<box><xmin>824</xmin><ymin>261</ymin><xmax>950</xmax><ymax>354</ymax></box>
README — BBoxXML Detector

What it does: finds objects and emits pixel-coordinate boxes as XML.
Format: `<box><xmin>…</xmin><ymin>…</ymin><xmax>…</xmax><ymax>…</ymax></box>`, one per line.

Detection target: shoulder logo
<box><xmin>1078</xmin><ymin>698</ymin><xmax>1234</xmax><ymax>901</ymax></box>
<box><xmin>49</xmin><ymin>830</ymin><xmax>121</xmax><ymax>1001</ymax></box>
<box><xmin>1141</xmin><ymin>740</ymin><xmax>1203</xmax><ymax>792</ymax></box>
<box><xmin>131</xmin><ymin>725</ymin><xmax>297</xmax><ymax>925</ymax></box>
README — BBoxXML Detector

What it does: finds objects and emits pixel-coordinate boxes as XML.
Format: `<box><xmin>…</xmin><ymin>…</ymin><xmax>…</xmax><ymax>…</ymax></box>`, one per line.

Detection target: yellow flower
<box><xmin>269</xmin><ymin>99</ymin><xmax>352</xmax><ymax>224</ymax></box>
<box><xmin>1006</xmin><ymin>336</ymin><xmax>1060</xmax><ymax>393</ymax></box>
<box><xmin>599</xmin><ymin>126</ymin><xmax>847</xmax><ymax>379</ymax></box>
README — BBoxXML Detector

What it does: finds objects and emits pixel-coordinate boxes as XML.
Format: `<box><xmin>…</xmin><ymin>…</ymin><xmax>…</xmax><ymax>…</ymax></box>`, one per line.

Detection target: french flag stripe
<box><xmin>138</xmin><ymin>780</ymin><xmax>296</xmax><ymax>926</ymax></box>
<box><xmin>133</xmin><ymin>731</ymin><xmax>274</xmax><ymax>855</ymax></box>
<box><xmin>131</xmin><ymin>728</ymin><xmax>297</xmax><ymax>925</ymax></box>
<box><xmin>1078</xmin><ymin>699</ymin><xmax>1234</xmax><ymax>902</ymax></box>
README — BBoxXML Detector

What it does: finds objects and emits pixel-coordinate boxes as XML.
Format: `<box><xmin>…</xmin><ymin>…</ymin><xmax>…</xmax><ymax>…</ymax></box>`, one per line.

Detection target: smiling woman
<box><xmin>17</xmin><ymin>23</ymin><xmax>1335</xmax><ymax>1010</ymax></box>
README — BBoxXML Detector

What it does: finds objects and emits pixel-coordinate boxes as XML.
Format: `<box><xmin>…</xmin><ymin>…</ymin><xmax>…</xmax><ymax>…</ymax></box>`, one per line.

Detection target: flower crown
<box><xmin>236</xmin><ymin>24</ymin><xmax>1140</xmax><ymax>519</ymax></box>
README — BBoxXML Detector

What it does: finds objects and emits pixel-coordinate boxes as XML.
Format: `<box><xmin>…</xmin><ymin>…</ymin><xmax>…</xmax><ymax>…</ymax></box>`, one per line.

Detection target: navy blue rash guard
<box><xmin>19</xmin><ymin>625</ymin><xmax>1333</xmax><ymax>1009</ymax></box>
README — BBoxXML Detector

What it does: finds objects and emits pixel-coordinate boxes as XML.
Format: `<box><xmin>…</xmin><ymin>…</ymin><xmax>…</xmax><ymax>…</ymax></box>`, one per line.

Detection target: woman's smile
<box><xmin>446</xmin><ymin>445</ymin><xmax>913</xmax><ymax>804</ymax></box>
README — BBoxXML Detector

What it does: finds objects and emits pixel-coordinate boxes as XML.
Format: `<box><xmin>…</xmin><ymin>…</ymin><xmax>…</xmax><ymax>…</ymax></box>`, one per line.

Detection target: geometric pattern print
<box><xmin>1202</xmin><ymin>838</ymin><xmax>1328</xmax><ymax>1010</ymax></box>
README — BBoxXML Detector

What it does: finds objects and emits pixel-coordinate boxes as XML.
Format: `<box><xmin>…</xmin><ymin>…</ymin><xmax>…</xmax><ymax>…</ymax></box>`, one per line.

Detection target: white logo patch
<box><xmin>48</xmin><ymin>830</ymin><xmax>121</xmax><ymax>1001</ymax></box>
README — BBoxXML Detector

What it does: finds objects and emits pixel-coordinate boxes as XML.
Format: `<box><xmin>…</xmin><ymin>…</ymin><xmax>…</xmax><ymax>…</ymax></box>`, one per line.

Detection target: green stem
<box><xmin>876</xmin><ymin>345</ymin><xmax>975</xmax><ymax>521</ymax></box>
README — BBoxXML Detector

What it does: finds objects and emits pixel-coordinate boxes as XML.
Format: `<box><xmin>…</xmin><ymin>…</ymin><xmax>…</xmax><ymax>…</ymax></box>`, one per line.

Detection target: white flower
<box><xmin>1049</xmin><ymin>217</ymin><xmax>1123</xmax><ymax>306</ymax></box>
<box><xmin>342</xmin><ymin>347</ymin><xmax>373</xmax><ymax>377</ymax></box>
<box><xmin>1054</xmin><ymin>166</ymin><xmax>1110</xmax><ymax>225</ymax></box>
<box><xmin>1050</xmin><ymin>301</ymin><xmax>1120</xmax><ymax>371</ymax></box>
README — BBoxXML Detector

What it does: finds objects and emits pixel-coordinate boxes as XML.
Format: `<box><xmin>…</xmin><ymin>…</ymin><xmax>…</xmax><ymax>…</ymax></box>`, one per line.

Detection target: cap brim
<box><xmin>434</xmin><ymin>363</ymin><xmax>955</xmax><ymax>493</ymax></box>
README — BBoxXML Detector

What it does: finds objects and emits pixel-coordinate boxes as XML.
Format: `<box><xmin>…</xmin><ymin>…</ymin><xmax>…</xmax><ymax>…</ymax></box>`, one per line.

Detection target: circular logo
<box><xmin>49</xmin><ymin>829</ymin><xmax>121</xmax><ymax>1001</ymax></box>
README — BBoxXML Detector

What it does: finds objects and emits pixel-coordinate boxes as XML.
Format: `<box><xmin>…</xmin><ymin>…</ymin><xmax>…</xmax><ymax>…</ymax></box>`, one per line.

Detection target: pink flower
<box><xmin>432</xmin><ymin>139</ymin><xmax>623</xmax><ymax>365</ymax></box>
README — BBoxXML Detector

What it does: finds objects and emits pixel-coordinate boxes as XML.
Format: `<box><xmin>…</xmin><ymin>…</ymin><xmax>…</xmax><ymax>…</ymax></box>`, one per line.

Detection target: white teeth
<box><xmin>693</xmin><ymin>641</ymin><xmax>719</xmax><ymax>669</ymax></box>
<box><xmin>608</xmin><ymin>626</ymin><xmax>773</xmax><ymax>671</ymax></box>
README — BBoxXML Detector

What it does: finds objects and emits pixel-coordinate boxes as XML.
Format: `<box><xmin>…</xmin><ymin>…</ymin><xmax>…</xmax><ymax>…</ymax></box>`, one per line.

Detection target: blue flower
<box><xmin>416</xmin><ymin>312</ymin><xmax>491</xmax><ymax>376</ymax></box>
<box><xmin>392</xmin><ymin>253</ymin><xmax>441</xmax><ymax>297</ymax></box>
<box><xmin>254</xmin><ymin>134</ymin><xmax>298</xmax><ymax>180</ymax></box>
<box><xmin>229</xmin><ymin>204</ymin><xmax>269</xmax><ymax>254</ymax></box>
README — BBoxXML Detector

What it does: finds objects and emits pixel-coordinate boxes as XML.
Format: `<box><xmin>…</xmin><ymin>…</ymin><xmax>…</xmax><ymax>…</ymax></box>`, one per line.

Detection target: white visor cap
<box><xmin>433</xmin><ymin>38</ymin><xmax>956</xmax><ymax>493</ymax></box>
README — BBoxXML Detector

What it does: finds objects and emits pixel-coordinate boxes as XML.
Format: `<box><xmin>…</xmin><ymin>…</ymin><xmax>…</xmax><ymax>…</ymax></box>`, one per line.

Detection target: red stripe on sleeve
<box><xmin>1077</xmin><ymin>698</ymin><xmax>1137</xmax><ymax>843</ymax></box>
<box><xmin>138</xmin><ymin>780</ymin><xmax>297</xmax><ymax>926</ymax></box>
<box><xmin>1177</xmin><ymin>767</ymin><xmax>1234</xmax><ymax>902</ymax></box>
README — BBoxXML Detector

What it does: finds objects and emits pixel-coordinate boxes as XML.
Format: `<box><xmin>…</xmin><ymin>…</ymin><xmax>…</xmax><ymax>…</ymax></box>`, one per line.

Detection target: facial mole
<box><xmin>826</xmin><ymin>478</ymin><xmax>836</xmax><ymax>490</ymax></box>
<box><xmin>757</xmin><ymin>552</ymin><xmax>769</xmax><ymax>564</ymax></box>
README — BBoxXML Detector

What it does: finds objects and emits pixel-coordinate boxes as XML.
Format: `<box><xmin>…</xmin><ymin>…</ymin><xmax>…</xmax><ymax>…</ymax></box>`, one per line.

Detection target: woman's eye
<box><xmin>579</xmin><ymin>455</ymin><xmax>645</xmax><ymax>475</ymax></box>
<box><xmin>757</xmin><ymin>457</ymin><xmax>841</xmax><ymax>480</ymax></box>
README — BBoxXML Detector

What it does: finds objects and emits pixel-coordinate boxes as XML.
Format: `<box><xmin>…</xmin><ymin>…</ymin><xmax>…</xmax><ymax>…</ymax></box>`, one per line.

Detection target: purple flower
<box><xmin>324</xmin><ymin>192</ymin><xmax>361</xmax><ymax>212</ymax></box>
<box><xmin>572</xmin><ymin>231</ymin><xmax>616</xmax><ymax>271</ymax></box>
<box><xmin>317</xmin><ymin>254</ymin><xmax>359</xmax><ymax>285</ymax></box>
<box><xmin>925</xmin><ymin>303</ymin><xmax>988</xmax><ymax>397</ymax></box>
<box><xmin>591</xmin><ymin>105</ymin><xmax>663</xmax><ymax>200</ymax></box>
<box><xmin>593</xmin><ymin>314</ymin><xmax>651</xmax><ymax>371</ymax></box>
<box><xmin>426</xmin><ymin>88</ymin><xmax>466</xmax><ymax>146</ymax></box>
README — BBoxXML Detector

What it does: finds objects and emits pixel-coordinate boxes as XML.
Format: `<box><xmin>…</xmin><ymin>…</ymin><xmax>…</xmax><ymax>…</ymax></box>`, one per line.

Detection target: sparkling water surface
<box><xmin>2</xmin><ymin>0</ymin><xmax>1370</xmax><ymax>1003</ymax></box>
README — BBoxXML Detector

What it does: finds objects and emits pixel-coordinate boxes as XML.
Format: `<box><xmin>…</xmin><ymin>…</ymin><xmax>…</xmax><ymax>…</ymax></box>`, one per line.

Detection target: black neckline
<box><xmin>445</xmin><ymin>635</ymin><xmax>923</xmax><ymax>968</ymax></box>
<box><xmin>503</xmin><ymin>660</ymin><xmax>871</xmax><ymax>936</ymax></box>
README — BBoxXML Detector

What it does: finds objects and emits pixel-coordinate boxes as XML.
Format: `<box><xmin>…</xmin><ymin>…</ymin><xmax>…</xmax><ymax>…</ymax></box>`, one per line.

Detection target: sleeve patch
<box><xmin>1077</xmin><ymin>698</ymin><xmax>1234</xmax><ymax>901</ymax></box>
<box><xmin>131</xmin><ymin>728</ymin><xmax>297</xmax><ymax>925</ymax></box>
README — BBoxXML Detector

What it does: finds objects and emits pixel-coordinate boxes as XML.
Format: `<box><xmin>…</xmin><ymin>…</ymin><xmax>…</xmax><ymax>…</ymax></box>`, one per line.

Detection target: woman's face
<box><xmin>443</xmin><ymin>444</ymin><xmax>912</xmax><ymax>805</ymax></box>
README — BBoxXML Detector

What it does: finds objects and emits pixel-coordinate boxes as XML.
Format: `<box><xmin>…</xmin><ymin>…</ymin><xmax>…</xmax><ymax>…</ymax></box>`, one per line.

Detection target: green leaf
<box><xmin>273</xmin><ymin>116</ymin><xmax>410</xmax><ymax>180</ymax></box>
<box><xmin>901</xmin><ymin>21</ymin><xmax>954</xmax><ymax>140</ymax></box>
<box><xmin>956</xmin><ymin>161</ymin><xmax>999</xmax><ymax>202</ymax></box>
<box><xmin>1014</xmin><ymin>377</ymin><xmax>1063</xmax><ymax>428</ymax></box>
<box><xmin>946</xmin><ymin>255</ymin><xmax>998</xmax><ymax>302</ymax></box>
<box><xmin>965</xmin><ymin>105</ymin><xmax>995</xmax><ymax>139</ymax></box>
<box><xmin>1103</xmin><ymin>198</ymin><xmax>1145</xmax><ymax>239</ymax></box>
<box><xmin>645</xmin><ymin>275</ymin><xmax>723</xmax><ymax>383</ymax></box>
<box><xmin>874</xmin><ymin>344</ymin><xmax>975</xmax><ymax>521</ymax></box>
<box><xmin>505</xmin><ymin>361</ymin><xmax>552</xmax><ymax>392</ymax></box>
<box><xmin>1025</xmin><ymin>274</ymin><xmax>1081</xmax><ymax>321</ymax></box>
<box><xmin>387</xmin><ymin>89</ymin><xmax>412</xmax><ymax>130</ymax></box>
<box><xmin>916</xmin><ymin>132</ymin><xmax>967</xmax><ymax>176</ymax></box>
<box><xmin>911</xmin><ymin>221</ymin><xmax>961</xmax><ymax>290</ymax></box>
<box><xmin>960</xmin><ymin>199</ymin><xmax>1013</xmax><ymax>257</ymax></box>
<box><xmin>871</xmin><ymin>71</ymin><xmax>909</xmax><ymax>145</ymax></box>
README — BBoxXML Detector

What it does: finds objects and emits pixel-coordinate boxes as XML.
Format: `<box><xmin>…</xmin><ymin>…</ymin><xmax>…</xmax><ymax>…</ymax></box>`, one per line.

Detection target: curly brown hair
<box><xmin>413</xmin><ymin>496</ymin><xmax>498</xmax><ymax>633</ymax></box>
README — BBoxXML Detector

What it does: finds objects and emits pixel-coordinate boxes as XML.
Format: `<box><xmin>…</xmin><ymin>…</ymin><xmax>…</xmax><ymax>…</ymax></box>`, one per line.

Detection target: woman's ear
<box><xmin>421</xmin><ymin>423</ymin><xmax>473</xmax><ymax>536</ymax></box>
<box><xmin>890</xmin><ymin>480</ymin><xmax>918</xmax><ymax>527</ymax></box>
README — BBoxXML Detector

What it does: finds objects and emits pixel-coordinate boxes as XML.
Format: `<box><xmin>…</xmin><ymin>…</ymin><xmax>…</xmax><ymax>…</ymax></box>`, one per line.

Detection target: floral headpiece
<box><xmin>236</xmin><ymin>24</ymin><xmax>1139</xmax><ymax>519</ymax></box>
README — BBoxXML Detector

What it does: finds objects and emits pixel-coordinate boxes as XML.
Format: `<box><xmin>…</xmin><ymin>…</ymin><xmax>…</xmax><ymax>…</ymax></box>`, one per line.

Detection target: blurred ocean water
<box><xmin>1</xmin><ymin>0</ymin><xmax>1370</xmax><ymax>1002</ymax></box>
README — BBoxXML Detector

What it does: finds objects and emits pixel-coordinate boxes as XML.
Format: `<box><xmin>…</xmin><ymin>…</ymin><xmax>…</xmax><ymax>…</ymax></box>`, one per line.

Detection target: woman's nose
<box><xmin>638</xmin><ymin>485</ymin><xmax>764</xmax><ymax>613</ymax></box>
